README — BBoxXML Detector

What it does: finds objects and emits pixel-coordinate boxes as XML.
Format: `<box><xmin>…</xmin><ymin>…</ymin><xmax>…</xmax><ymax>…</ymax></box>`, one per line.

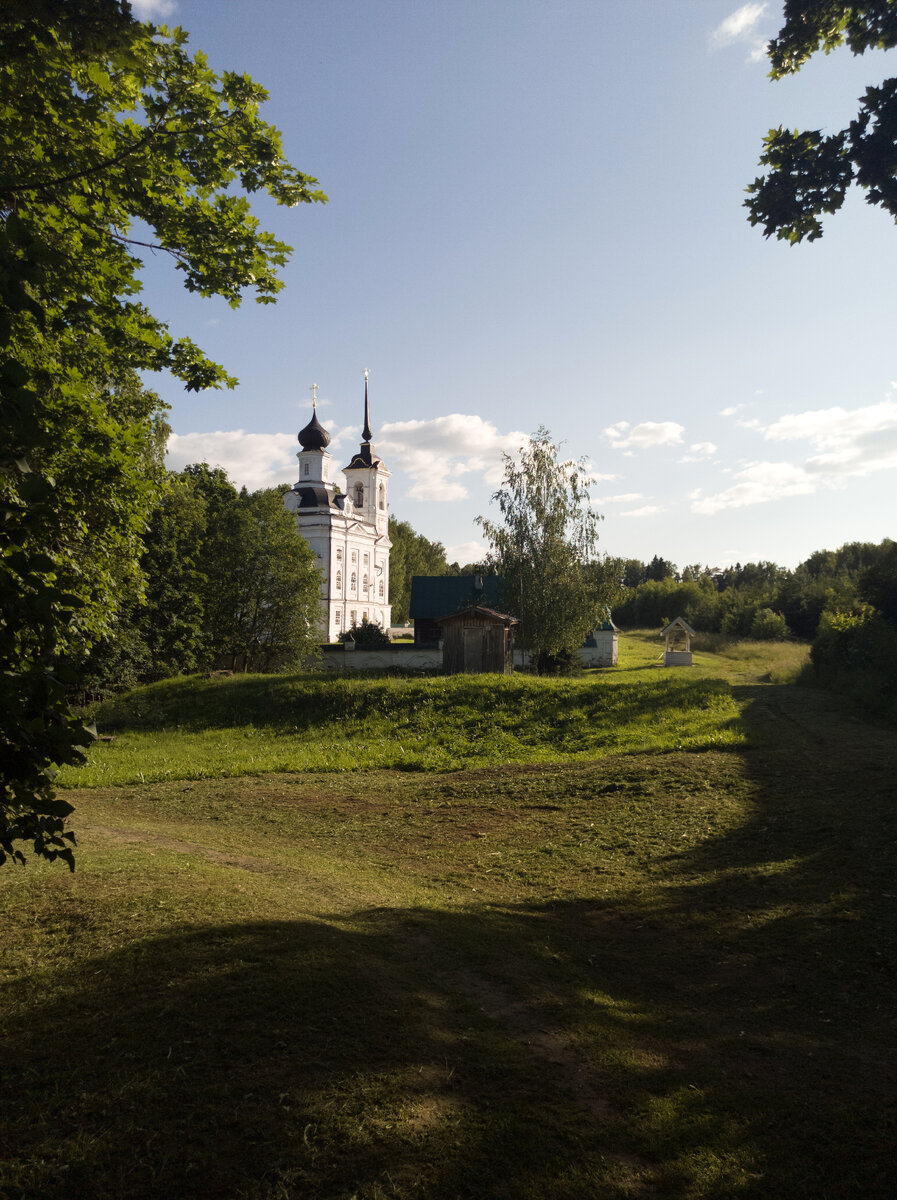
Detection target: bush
<box><xmin>339</xmin><ymin>617</ymin><xmax>391</xmax><ymax>649</ymax></box>
<box><xmin>811</xmin><ymin>608</ymin><xmax>897</xmax><ymax>719</ymax></box>
<box><xmin>749</xmin><ymin>607</ymin><xmax>788</xmax><ymax>640</ymax></box>
<box><xmin>532</xmin><ymin>647</ymin><xmax>582</xmax><ymax>676</ymax></box>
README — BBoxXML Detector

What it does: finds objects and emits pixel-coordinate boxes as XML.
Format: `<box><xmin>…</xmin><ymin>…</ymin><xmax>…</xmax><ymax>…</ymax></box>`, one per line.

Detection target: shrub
<box><xmin>749</xmin><ymin>607</ymin><xmax>788</xmax><ymax>640</ymax></box>
<box><xmin>811</xmin><ymin>608</ymin><xmax>897</xmax><ymax>719</ymax></box>
<box><xmin>532</xmin><ymin>647</ymin><xmax>582</xmax><ymax>676</ymax></box>
<box><xmin>339</xmin><ymin>617</ymin><xmax>391</xmax><ymax>649</ymax></box>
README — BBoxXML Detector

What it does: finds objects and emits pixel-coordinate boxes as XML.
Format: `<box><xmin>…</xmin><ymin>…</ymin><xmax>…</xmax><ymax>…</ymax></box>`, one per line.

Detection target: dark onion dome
<box><xmin>297</xmin><ymin>409</ymin><xmax>331</xmax><ymax>450</ymax></box>
<box><xmin>291</xmin><ymin>485</ymin><xmax>338</xmax><ymax>509</ymax></box>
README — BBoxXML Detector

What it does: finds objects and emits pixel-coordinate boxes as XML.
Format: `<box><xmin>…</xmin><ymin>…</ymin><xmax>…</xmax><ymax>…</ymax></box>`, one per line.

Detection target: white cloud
<box><xmin>166</xmin><ymin>430</ymin><xmax>297</xmax><ymax>491</ymax></box>
<box><xmin>678</xmin><ymin>441</ymin><xmax>718</xmax><ymax>463</ymax></box>
<box><xmin>596</xmin><ymin>492</ymin><xmax>644</xmax><ymax>504</ymax></box>
<box><xmin>621</xmin><ymin>504</ymin><xmax>664</xmax><ymax>518</ymax></box>
<box><xmin>445</xmin><ymin>539</ymin><xmax>487</xmax><ymax>565</ymax></box>
<box><xmin>709</xmin><ymin>3</ymin><xmax>769</xmax><ymax>60</ymax></box>
<box><xmin>377</xmin><ymin>414</ymin><xmax>527</xmax><ymax>502</ymax></box>
<box><xmin>131</xmin><ymin>0</ymin><xmax>176</xmax><ymax>19</ymax></box>
<box><xmin>692</xmin><ymin>392</ymin><xmax>897</xmax><ymax>514</ymax></box>
<box><xmin>763</xmin><ymin>398</ymin><xmax>897</xmax><ymax>463</ymax></box>
<box><xmin>165</xmin><ymin>413</ymin><xmax>530</xmax><ymax>504</ymax></box>
<box><xmin>720</xmin><ymin>404</ymin><xmax>743</xmax><ymax>417</ymax></box>
<box><xmin>581</xmin><ymin>461</ymin><xmax>619</xmax><ymax>484</ymax></box>
<box><xmin>692</xmin><ymin>461</ymin><xmax>815</xmax><ymax>514</ymax></box>
<box><xmin>605</xmin><ymin>420</ymin><xmax>685</xmax><ymax>450</ymax></box>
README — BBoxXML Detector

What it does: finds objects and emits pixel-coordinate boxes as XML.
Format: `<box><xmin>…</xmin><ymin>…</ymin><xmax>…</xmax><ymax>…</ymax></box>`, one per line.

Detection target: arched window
<box><xmin>379</xmin><ymin>580</ymin><xmax>384</xmax><ymax>598</ymax></box>
<box><xmin>353</xmin><ymin>482</ymin><xmax>364</xmax><ymax>507</ymax></box>
<box><xmin>363</xmin><ymin>574</ymin><xmax>368</xmax><ymax>592</ymax></box>
<box><xmin>350</xmin><ymin>572</ymin><xmax>357</xmax><ymax>592</ymax></box>
<box><xmin>335</xmin><ymin>570</ymin><xmax>342</xmax><ymax>589</ymax></box>
<box><xmin>378</xmin><ymin>484</ymin><xmax>385</xmax><ymax>510</ymax></box>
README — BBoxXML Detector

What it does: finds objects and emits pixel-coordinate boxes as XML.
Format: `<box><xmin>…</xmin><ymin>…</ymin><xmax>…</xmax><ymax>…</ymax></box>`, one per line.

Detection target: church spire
<box><xmin>362</xmin><ymin>368</ymin><xmax>373</xmax><ymax>443</ymax></box>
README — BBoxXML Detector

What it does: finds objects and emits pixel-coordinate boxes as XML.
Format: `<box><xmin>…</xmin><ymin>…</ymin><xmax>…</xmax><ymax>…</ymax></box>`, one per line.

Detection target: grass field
<box><xmin>2</xmin><ymin>634</ymin><xmax>895</xmax><ymax>1198</ymax></box>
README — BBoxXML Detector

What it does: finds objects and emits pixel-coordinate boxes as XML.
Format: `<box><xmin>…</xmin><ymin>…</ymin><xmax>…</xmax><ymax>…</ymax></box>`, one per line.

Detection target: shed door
<box><xmin>463</xmin><ymin>626</ymin><xmax>485</xmax><ymax>672</ymax></box>
<box><xmin>484</xmin><ymin>626</ymin><xmax>505</xmax><ymax>671</ymax></box>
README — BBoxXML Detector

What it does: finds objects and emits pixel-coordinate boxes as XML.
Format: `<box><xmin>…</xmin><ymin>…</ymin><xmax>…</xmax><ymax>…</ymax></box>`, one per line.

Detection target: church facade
<box><xmin>284</xmin><ymin>375</ymin><xmax>392</xmax><ymax>641</ymax></box>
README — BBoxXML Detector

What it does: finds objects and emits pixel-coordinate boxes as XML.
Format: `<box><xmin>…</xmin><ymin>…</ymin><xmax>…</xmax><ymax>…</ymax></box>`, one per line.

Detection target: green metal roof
<box><xmin>409</xmin><ymin>575</ymin><xmax>503</xmax><ymax>619</ymax></box>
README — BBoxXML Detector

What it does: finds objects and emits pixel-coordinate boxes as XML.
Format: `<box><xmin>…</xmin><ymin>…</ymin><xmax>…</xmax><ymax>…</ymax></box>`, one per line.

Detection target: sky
<box><xmin>134</xmin><ymin>0</ymin><xmax>897</xmax><ymax>570</ymax></box>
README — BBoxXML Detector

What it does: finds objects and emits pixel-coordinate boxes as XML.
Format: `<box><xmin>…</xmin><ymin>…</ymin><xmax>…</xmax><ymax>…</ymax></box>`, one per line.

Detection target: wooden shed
<box><xmin>409</xmin><ymin>574</ymin><xmax>503</xmax><ymax>646</ymax></box>
<box><xmin>439</xmin><ymin>606</ymin><xmax>518</xmax><ymax>674</ymax></box>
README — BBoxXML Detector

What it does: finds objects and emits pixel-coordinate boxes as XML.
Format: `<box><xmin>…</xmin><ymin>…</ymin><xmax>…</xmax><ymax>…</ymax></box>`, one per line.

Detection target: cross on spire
<box><xmin>310</xmin><ymin>382</ymin><xmax>318</xmax><ymax>409</ymax></box>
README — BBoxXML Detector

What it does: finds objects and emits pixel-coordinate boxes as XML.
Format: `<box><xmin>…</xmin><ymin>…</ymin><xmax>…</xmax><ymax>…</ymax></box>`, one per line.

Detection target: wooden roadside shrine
<box><xmin>661</xmin><ymin>617</ymin><xmax>696</xmax><ymax>666</ymax></box>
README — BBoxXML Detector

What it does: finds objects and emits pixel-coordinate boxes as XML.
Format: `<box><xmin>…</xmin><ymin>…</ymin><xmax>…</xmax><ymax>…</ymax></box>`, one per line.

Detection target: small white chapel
<box><xmin>283</xmin><ymin>372</ymin><xmax>392</xmax><ymax>641</ymax></box>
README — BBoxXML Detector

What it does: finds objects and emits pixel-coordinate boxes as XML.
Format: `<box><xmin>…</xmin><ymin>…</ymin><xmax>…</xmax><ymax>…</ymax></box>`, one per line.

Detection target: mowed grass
<box><xmin>4</xmin><ymin>634</ymin><xmax>894</xmax><ymax>1198</ymax></box>
<box><xmin>61</xmin><ymin>633</ymin><xmax>808</xmax><ymax>786</ymax></box>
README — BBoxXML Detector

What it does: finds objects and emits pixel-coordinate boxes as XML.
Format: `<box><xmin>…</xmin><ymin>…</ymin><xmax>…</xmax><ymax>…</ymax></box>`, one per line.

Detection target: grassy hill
<box><xmin>3</xmin><ymin>634</ymin><xmax>894</xmax><ymax>1198</ymax></box>
<box><xmin>61</xmin><ymin>633</ymin><xmax>808</xmax><ymax>786</ymax></box>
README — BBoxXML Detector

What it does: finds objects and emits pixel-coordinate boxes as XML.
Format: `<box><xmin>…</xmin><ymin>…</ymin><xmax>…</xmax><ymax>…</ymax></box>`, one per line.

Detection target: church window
<box><xmin>335</xmin><ymin>609</ymin><xmax>342</xmax><ymax>626</ymax></box>
<box><xmin>351</xmin><ymin>550</ymin><xmax>357</xmax><ymax>563</ymax></box>
<box><xmin>350</xmin><ymin>572</ymin><xmax>357</xmax><ymax>592</ymax></box>
<box><xmin>304</xmin><ymin>462</ymin><xmax>309</xmax><ymax>476</ymax></box>
<box><xmin>363</xmin><ymin>574</ymin><xmax>368</xmax><ymax>592</ymax></box>
<box><xmin>363</xmin><ymin>553</ymin><xmax>369</xmax><ymax>565</ymax></box>
<box><xmin>379</xmin><ymin>580</ymin><xmax>384</xmax><ymax>598</ymax></box>
<box><xmin>363</xmin><ymin>610</ymin><xmax>369</xmax><ymax>622</ymax></box>
<box><xmin>350</xmin><ymin>610</ymin><xmax>357</xmax><ymax>625</ymax></box>
<box><xmin>378</xmin><ymin>484</ymin><xmax>385</xmax><ymax>510</ymax></box>
<box><xmin>354</xmin><ymin>483</ymin><xmax>364</xmax><ymax>507</ymax></box>
<box><xmin>335</xmin><ymin>570</ymin><xmax>342</xmax><ymax>589</ymax></box>
<box><xmin>336</xmin><ymin>549</ymin><xmax>342</xmax><ymax>561</ymax></box>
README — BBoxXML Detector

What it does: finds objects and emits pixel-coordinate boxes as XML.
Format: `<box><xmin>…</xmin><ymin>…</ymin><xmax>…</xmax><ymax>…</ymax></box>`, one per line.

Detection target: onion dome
<box><xmin>297</xmin><ymin>408</ymin><xmax>331</xmax><ymax>450</ymax></box>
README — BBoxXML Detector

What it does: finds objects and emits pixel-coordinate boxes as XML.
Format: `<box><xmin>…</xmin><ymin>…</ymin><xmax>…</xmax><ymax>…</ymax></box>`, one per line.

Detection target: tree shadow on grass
<box><xmin>4</xmin><ymin>682</ymin><xmax>895</xmax><ymax>1198</ymax></box>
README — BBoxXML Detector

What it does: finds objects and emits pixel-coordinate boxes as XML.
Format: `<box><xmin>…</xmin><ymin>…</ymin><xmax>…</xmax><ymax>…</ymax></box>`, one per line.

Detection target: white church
<box><xmin>284</xmin><ymin>373</ymin><xmax>392</xmax><ymax>641</ymax></box>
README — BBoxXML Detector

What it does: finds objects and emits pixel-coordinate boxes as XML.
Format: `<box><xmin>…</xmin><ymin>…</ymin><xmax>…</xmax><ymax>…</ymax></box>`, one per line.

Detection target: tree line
<box><xmin>612</xmin><ymin>542</ymin><xmax>897</xmax><ymax>641</ymax></box>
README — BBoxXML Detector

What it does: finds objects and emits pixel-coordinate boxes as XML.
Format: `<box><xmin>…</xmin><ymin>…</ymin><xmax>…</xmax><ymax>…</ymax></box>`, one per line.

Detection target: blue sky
<box><xmin>136</xmin><ymin>0</ymin><xmax>897</xmax><ymax>569</ymax></box>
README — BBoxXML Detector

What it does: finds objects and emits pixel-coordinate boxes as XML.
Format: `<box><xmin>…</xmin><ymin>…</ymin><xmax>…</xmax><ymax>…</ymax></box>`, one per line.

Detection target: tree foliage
<box><xmin>197</xmin><ymin>479</ymin><xmax>321</xmax><ymax>674</ymax></box>
<box><xmin>388</xmin><ymin>517</ymin><xmax>456</xmax><ymax>624</ymax></box>
<box><xmin>78</xmin><ymin>469</ymin><xmax>322</xmax><ymax>689</ymax></box>
<box><xmin>747</xmin><ymin>1</ymin><xmax>897</xmax><ymax>241</ymax></box>
<box><xmin>477</xmin><ymin>429</ymin><xmax>611</xmax><ymax>673</ymax></box>
<box><xmin>1</xmin><ymin>0</ymin><xmax>324</xmax><ymax>867</ymax></box>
